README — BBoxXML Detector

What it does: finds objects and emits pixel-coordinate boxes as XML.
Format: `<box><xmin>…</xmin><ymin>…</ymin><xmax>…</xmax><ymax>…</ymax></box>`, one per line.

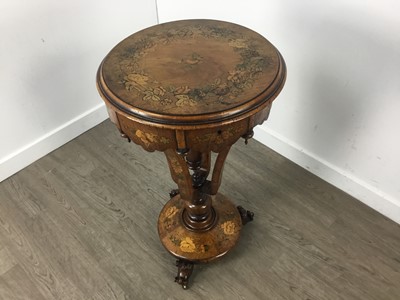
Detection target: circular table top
<box><xmin>97</xmin><ymin>19</ymin><xmax>286</xmax><ymax>126</ymax></box>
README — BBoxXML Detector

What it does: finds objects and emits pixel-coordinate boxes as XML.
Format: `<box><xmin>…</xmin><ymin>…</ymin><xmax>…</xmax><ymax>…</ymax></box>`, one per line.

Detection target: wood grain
<box><xmin>0</xmin><ymin>120</ymin><xmax>399</xmax><ymax>299</ymax></box>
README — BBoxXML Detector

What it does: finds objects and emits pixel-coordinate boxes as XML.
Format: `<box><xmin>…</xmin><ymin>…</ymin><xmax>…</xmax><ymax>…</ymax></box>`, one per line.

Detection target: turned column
<box><xmin>182</xmin><ymin>150</ymin><xmax>216</xmax><ymax>231</ymax></box>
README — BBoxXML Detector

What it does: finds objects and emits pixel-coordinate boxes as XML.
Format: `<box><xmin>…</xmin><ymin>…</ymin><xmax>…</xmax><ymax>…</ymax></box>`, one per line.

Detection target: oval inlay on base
<box><xmin>158</xmin><ymin>193</ymin><xmax>242</xmax><ymax>263</ymax></box>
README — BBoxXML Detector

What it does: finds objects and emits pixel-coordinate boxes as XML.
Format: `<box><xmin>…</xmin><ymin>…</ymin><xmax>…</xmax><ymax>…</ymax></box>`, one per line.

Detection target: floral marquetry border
<box><xmin>118</xmin><ymin>23</ymin><xmax>272</xmax><ymax>110</ymax></box>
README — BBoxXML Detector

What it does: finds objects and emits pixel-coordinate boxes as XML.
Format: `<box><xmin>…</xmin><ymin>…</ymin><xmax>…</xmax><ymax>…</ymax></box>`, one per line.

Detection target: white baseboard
<box><xmin>254</xmin><ymin>125</ymin><xmax>400</xmax><ymax>224</ymax></box>
<box><xmin>2</xmin><ymin>105</ymin><xmax>399</xmax><ymax>224</ymax></box>
<box><xmin>0</xmin><ymin>103</ymin><xmax>108</xmax><ymax>182</ymax></box>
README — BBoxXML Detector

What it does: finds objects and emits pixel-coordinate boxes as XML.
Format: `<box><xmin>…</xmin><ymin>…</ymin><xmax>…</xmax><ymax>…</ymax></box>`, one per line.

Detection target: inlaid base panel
<box><xmin>158</xmin><ymin>193</ymin><xmax>242</xmax><ymax>263</ymax></box>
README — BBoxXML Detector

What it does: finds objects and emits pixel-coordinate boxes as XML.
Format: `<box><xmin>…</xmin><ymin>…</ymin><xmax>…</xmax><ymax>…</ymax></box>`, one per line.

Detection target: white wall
<box><xmin>0</xmin><ymin>0</ymin><xmax>158</xmax><ymax>180</ymax></box>
<box><xmin>2</xmin><ymin>0</ymin><xmax>399</xmax><ymax>224</ymax></box>
<box><xmin>157</xmin><ymin>0</ymin><xmax>400</xmax><ymax>223</ymax></box>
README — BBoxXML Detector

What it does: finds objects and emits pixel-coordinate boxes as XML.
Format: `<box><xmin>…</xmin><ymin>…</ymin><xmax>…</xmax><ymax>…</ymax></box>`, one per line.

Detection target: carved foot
<box><xmin>120</xmin><ymin>133</ymin><xmax>131</xmax><ymax>142</ymax></box>
<box><xmin>169</xmin><ymin>189</ymin><xmax>179</xmax><ymax>198</ymax></box>
<box><xmin>175</xmin><ymin>259</ymin><xmax>194</xmax><ymax>289</ymax></box>
<box><xmin>237</xmin><ymin>206</ymin><xmax>254</xmax><ymax>225</ymax></box>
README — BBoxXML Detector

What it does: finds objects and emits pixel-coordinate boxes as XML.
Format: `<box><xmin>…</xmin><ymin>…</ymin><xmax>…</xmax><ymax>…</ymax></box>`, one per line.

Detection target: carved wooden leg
<box><xmin>175</xmin><ymin>259</ymin><xmax>194</xmax><ymax>289</ymax></box>
<box><xmin>210</xmin><ymin>146</ymin><xmax>231</xmax><ymax>195</ymax></box>
<box><xmin>164</xmin><ymin>148</ymin><xmax>194</xmax><ymax>202</ymax></box>
<box><xmin>200</xmin><ymin>152</ymin><xmax>211</xmax><ymax>179</ymax></box>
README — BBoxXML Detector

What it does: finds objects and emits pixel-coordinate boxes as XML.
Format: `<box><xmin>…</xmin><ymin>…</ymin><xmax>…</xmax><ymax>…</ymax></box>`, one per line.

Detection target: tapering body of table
<box><xmin>96</xmin><ymin>19</ymin><xmax>286</xmax><ymax>289</ymax></box>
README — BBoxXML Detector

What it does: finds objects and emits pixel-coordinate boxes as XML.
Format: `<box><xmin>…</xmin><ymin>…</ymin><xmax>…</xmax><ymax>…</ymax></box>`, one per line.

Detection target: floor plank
<box><xmin>0</xmin><ymin>120</ymin><xmax>399</xmax><ymax>299</ymax></box>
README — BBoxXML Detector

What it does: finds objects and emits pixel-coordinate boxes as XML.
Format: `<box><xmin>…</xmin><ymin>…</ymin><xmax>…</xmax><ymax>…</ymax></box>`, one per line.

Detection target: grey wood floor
<box><xmin>1</xmin><ymin>120</ymin><xmax>399</xmax><ymax>300</ymax></box>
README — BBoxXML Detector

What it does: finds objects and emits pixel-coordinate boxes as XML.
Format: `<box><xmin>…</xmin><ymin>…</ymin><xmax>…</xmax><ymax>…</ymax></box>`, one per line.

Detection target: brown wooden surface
<box><xmin>98</xmin><ymin>19</ymin><xmax>285</xmax><ymax>125</ymax></box>
<box><xmin>1</xmin><ymin>120</ymin><xmax>400</xmax><ymax>299</ymax></box>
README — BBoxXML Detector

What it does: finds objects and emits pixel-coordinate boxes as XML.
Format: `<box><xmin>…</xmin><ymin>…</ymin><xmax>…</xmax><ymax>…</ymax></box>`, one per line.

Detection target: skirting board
<box><xmin>254</xmin><ymin>125</ymin><xmax>400</xmax><ymax>224</ymax></box>
<box><xmin>0</xmin><ymin>103</ymin><xmax>108</xmax><ymax>183</ymax></box>
<box><xmin>2</xmin><ymin>105</ymin><xmax>399</xmax><ymax>225</ymax></box>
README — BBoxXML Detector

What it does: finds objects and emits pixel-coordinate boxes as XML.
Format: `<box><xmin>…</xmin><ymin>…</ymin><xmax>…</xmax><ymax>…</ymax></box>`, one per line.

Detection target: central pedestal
<box><xmin>158</xmin><ymin>193</ymin><xmax>242</xmax><ymax>263</ymax></box>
